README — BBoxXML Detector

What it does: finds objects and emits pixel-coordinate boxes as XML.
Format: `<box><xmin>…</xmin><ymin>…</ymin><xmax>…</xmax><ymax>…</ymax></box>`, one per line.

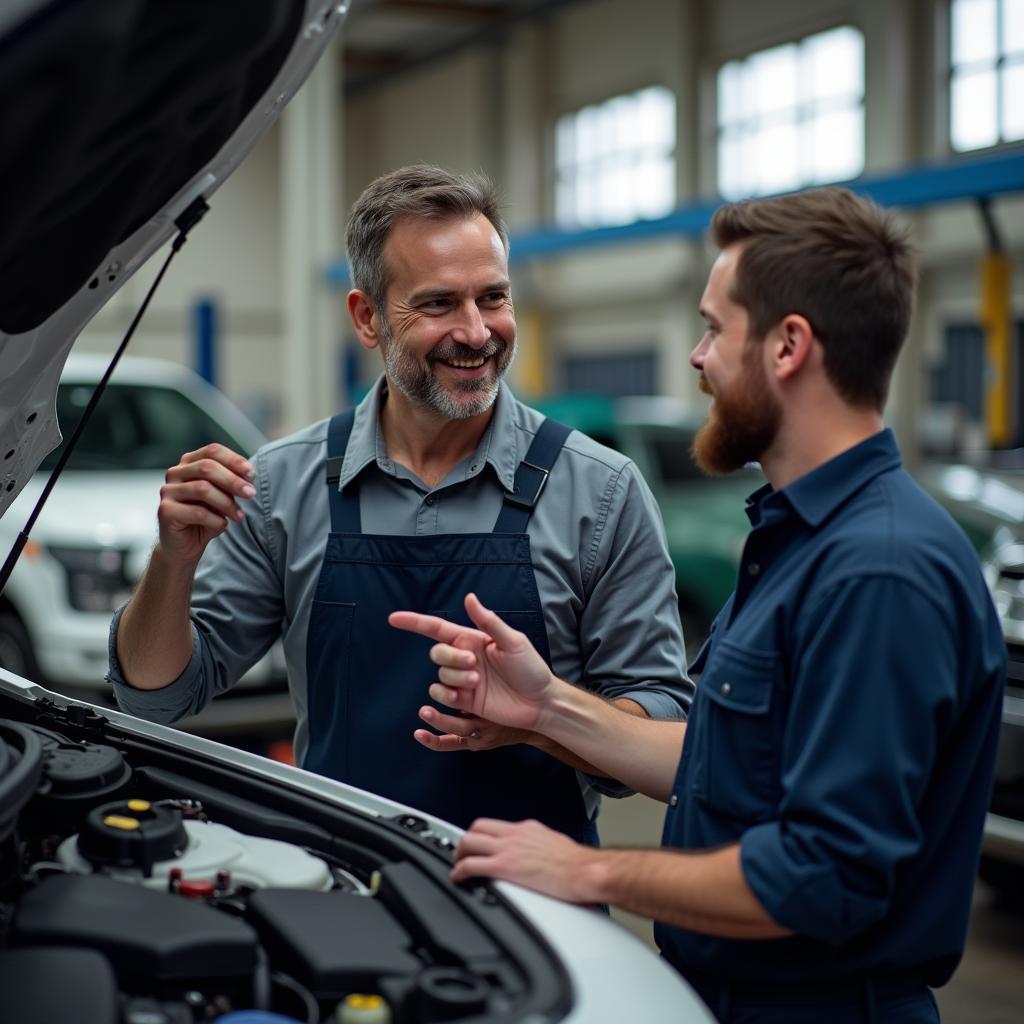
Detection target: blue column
<box><xmin>193</xmin><ymin>297</ymin><xmax>218</xmax><ymax>387</ymax></box>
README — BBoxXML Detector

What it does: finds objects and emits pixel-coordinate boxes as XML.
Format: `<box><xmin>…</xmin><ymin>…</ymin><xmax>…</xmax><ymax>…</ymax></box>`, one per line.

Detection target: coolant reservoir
<box><xmin>56</xmin><ymin>799</ymin><xmax>333</xmax><ymax>891</ymax></box>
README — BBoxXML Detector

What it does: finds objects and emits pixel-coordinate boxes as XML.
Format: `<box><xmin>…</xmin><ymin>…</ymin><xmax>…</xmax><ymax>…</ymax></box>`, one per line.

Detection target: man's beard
<box><xmin>692</xmin><ymin>342</ymin><xmax>781</xmax><ymax>475</ymax></box>
<box><xmin>378</xmin><ymin>315</ymin><xmax>515</xmax><ymax>420</ymax></box>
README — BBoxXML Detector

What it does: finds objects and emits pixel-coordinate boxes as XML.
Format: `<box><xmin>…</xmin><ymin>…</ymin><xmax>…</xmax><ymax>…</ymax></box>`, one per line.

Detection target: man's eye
<box><xmin>423</xmin><ymin>299</ymin><xmax>451</xmax><ymax>310</ymax></box>
<box><xmin>481</xmin><ymin>292</ymin><xmax>509</xmax><ymax>305</ymax></box>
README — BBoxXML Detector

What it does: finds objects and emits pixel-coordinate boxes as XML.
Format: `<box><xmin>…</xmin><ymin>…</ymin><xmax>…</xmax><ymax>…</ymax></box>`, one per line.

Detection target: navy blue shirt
<box><xmin>657</xmin><ymin>429</ymin><xmax>1005</xmax><ymax>987</ymax></box>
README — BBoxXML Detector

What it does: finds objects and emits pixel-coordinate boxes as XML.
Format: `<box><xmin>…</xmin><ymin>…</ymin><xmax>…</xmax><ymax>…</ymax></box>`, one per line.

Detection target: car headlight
<box><xmin>47</xmin><ymin>545</ymin><xmax>132</xmax><ymax>613</ymax></box>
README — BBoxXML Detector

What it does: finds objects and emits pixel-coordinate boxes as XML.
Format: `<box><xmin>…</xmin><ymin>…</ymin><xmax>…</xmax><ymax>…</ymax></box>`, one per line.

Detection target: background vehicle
<box><xmin>533</xmin><ymin>394</ymin><xmax>757</xmax><ymax>658</ymax></box>
<box><xmin>978</xmin><ymin>536</ymin><xmax>1024</xmax><ymax>904</ymax></box>
<box><xmin>0</xmin><ymin>355</ymin><xmax>293</xmax><ymax>743</ymax></box>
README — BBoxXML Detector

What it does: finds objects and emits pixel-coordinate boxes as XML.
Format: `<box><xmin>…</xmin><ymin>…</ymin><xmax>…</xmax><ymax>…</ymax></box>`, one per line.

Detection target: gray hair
<box><xmin>345</xmin><ymin>164</ymin><xmax>509</xmax><ymax>311</ymax></box>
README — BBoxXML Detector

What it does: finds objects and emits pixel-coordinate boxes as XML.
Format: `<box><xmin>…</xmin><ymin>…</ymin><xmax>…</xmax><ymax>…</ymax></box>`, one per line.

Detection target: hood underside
<box><xmin>0</xmin><ymin>0</ymin><xmax>346</xmax><ymax>517</ymax></box>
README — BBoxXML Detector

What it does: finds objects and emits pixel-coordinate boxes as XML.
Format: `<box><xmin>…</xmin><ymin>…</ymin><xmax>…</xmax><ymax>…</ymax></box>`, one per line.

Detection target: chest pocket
<box><xmin>689</xmin><ymin>639</ymin><xmax>780</xmax><ymax>822</ymax></box>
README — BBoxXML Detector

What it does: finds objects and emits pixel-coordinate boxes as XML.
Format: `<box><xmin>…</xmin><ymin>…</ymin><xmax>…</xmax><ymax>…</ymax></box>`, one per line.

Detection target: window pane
<box><xmin>555</xmin><ymin>114</ymin><xmax>575</xmax><ymax>170</ymax></box>
<box><xmin>718</xmin><ymin>61</ymin><xmax>744</xmax><ymax>127</ymax></box>
<box><xmin>806</xmin><ymin>108</ymin><xmax>864</xmax><ymax>183</ymax></box>
<box><xmin>805</xmin><ymin>26</ymin><xmax>864</xmax><ymax>100</ymax></box>
<box><xmin>576</xmin><ymin>169</ymin><xmax>598</xmax><ymax>226</ymax></box>
<box><xmin>952</xmin><ymin>0</ymin><xmax>997</xmax><ymax>64</ymax></box>
<box><xmin>749</xmin><ymin>44</ymin><xmax>799</xmax><ymax>115</ymax></box>
<box><xmin>575</xmin><ymin>106</ymin><xmax>600</xmax><ymax>165</ymax></box>
<box><xmin>1007</xmin><ymin>0</ymin><xmax>1024</xmax><ymax>53</ymax></box>
<box><xmin>718</xmin><ymin>134</ymin><xmax>745</xmax><ymax>199</ymax></box>
<box><xmin>951</xmin><ymin>68</ymin><xmax>999</xmax><ymax>149</ymax></box>
<box><xmin>636</xmin><ymin>86</ymin><xmax>676</xmax><ymax>150</ymax></box>
<box><xmin>754</xmin><ymin>121</ymin><xmax>800</xmax><ymax>194</ymax></box>
<box><xmin>1003</xmin><ymin>62</ymin><xmax>1024</xmax><ymax>138</ymax></box>
<box><xmin>634</xmin><ymin>156</ymin><xmax>675</xmax><ymax>219</ymax></box>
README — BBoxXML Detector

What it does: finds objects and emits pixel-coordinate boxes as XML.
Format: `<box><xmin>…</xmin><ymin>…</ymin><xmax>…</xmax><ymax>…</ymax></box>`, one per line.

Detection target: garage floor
<box><xmin>599</xmin><ymin>795</ymin><xmax>1024</xmax><ymax>1023</ymax></box>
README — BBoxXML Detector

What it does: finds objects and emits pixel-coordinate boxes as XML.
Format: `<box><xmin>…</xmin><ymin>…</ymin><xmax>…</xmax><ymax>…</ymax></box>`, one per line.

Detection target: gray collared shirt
<box><xmin>109</xmin><ymin>378</ymin><xmax>693</xmax><ymax>812</ymax></box>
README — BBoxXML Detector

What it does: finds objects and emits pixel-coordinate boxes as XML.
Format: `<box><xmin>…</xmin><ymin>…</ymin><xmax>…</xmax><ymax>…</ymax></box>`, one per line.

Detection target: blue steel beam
<box><xmin>325</xmin><ymin>148</ymin><xmax>1024</xmax><ymax>285</ymax></box>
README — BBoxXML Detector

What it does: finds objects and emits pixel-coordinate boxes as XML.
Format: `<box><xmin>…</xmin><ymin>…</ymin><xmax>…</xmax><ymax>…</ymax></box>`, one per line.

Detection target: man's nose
<box><xmin>690</xmin><ymin>336</ymin><xmax>708</xmax><ymax>370</ymax></box>
<box><xmin>450</xmin><ymin>302</ymin><xmax>491</xmax><ymax>347</ymax></box>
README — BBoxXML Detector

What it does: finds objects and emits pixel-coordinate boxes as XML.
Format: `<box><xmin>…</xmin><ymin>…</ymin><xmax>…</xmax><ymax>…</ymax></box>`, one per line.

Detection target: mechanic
<box><xmin>107</xmin><ymin>164</ymin><xmax>692</xmax><ymax>842</ymax></box>
<box><xmin>390</xmin><ymin>187</ymin><xmax>1006</xmax><ymax>1022</ymax></box>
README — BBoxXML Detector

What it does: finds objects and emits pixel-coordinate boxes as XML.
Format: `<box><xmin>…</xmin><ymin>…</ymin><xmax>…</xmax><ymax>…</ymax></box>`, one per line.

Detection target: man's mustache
<box><xmin>430</xmin><ymin>340</ymin><xmax>505</xmax><ymax>363</ymax></box>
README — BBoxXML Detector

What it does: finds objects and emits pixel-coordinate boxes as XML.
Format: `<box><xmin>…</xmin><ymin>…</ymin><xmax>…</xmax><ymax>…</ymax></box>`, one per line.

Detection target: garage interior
<box><xmin>63</xmin><ymin>2</ymin><xmax>1023</xmax><ymax>1020</ymax></box>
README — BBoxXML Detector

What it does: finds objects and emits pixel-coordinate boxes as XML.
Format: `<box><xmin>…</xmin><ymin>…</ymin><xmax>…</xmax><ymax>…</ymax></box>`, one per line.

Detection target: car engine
<box><xmin>0</xmin><ymin>701</ymin><xmax>571</xmax><ymax>1024</ymax></box>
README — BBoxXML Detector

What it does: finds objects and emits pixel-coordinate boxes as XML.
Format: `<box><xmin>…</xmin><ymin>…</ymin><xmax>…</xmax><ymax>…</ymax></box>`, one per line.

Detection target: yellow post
<box><xmin>981</xmin><ymin>251</ymin><xmax>1012</xmax><ymax>447</ymax></box>
<box><xmin>516</xmin><ymin>306</ymin><xmax>549</xmax><ymax>398</ymax></box>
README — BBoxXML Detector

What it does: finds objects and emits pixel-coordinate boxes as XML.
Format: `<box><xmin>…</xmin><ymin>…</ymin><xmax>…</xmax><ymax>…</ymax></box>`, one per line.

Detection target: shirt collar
<box><xmin>746</xmin><ymin>428</ymin><xmax>902</xmax><ymax>529</ymax></box>
<box><xmin>340</xmin><ymin>375</ymin><xmax>521</xmax><ymax>491</ymax></box>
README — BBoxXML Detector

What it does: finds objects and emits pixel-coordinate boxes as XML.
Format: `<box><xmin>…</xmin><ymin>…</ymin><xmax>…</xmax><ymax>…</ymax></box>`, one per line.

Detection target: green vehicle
<box><xmin>535</xmin><ymin>393</ymin><xmax>1024</xmax><ymax>657</ymax></box>
<box><xmin>533</xmin><ymin>394</ymin><xmax>758</xmax><ymax>657</ymax></box>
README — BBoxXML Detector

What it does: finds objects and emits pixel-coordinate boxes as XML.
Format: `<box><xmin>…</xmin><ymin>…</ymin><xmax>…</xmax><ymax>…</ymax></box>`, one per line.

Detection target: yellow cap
<box><xmin>345</xmin><ymin>996</ymin><xmax>384</xmax><ymax>1009</ymax></box>
<box><xmin>102</xmin><ymin>815</ymin><xmax>140</xmax><ymax>830</ymax></box>
<box><xmin>126</xmin><ymin>799</ymin><xmax>151</xmax><ymax>812</ymax></box>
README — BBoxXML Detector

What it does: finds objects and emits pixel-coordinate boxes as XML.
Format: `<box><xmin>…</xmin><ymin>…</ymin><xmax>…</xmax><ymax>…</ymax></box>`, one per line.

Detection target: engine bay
<box><xmin>0</xmin><ymin>697</ymin><xmax>571</xmax><ymax>1024</ymax></box>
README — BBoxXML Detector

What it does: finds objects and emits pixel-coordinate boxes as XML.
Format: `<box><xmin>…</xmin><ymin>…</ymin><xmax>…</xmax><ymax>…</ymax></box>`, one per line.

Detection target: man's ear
<box><xmin>770</xmin><ymin>314</ymin><xmax>816</xmax><ymax>382</ymax></box>
<box><xmin>348</xmin><ymin>290</ymin><xmax>381</xmax><ymax>351</ymax></box>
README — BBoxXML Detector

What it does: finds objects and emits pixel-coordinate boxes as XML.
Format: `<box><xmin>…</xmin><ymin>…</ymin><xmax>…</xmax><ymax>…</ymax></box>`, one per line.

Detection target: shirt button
<box><xmin>669</xmin><ymin>794</ymin><xmax>678</xmax><ymax>807</ymax></box>
<box><xmin>721</xmin><ymin>681</ymin><xmax>732</xmax><ymax>696</ymax></box>
<box><xmin>748</xmin><ymin>562</ymin><xmax>761</xmax><ymax>576</ymax></box>
<box><xmin>424</xmin><ymin>495</ymin><xmax>435</xmax><ymax>506</ymax></box>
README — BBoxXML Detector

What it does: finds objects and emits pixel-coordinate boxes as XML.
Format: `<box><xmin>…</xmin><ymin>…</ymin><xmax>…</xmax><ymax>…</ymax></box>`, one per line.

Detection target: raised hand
<box><xmin>389</xmin><ymin>592</ymin><xmax>557</xmax><ymax>733</ymax></box>
<box><xmin>158</xmin><ymin>443</ymin><xmax>256</xmax><ymax>565</ymax></box>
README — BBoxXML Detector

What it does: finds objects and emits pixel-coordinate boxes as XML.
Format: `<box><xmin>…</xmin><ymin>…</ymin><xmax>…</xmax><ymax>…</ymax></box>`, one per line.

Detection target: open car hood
<box><xmin>0</xmin><ymin>0</ymin><xmax>348</xmax><ymax>518</ymax></box>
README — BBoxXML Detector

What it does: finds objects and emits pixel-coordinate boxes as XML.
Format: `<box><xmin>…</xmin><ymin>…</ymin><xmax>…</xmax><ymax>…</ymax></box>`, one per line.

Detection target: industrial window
<box><xmin>717</xmin><ymin>26</ymin><xmax>865</xmax><ymax>199</ymax></box>
<box><xmin>950</xmin><ymin>0</ymin><xmax>1024</xmax><ymax>151</ymax></box>
<box><xmin>554</xmin><ymin>86</ymin><xmax>676</xmax><ymax>229</ymax></box>
<box><xmin>561</xmin><ymin>350</ymin><xmax>658</xmax><ymax>397</ymax></box>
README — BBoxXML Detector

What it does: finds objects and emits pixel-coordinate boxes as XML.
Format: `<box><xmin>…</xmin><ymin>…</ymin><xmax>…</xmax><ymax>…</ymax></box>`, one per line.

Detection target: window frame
<box><xmin>947</xmin><ymin>0</ymin><xmax>1024</xmax><ymax>153</ymax></box>
<box><xmin>553</xmin><ymin>84</ymin><xmax>678</xmax><ymax>230</ymax></box>
<box><xmin>714</xmin><ymin>24</ymin><xmax>866</xmax><ymax>200</ymax></box>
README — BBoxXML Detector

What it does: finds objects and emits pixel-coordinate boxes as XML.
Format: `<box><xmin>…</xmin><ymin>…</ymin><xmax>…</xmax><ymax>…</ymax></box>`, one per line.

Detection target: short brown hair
<box><xmin>711</xmin><ymin>187</ymin><xmax>916</xmax><ymax>410</ymax></box>
<box><xmin>346</xmin><ymin>164</ymin><xmax>508</xmax><ymax>311</ymax></box>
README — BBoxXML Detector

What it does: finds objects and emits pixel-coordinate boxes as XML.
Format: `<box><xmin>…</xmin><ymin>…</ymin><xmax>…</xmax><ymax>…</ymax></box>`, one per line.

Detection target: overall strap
<box><xmin>493</xmin><ymin>417</ymin><xmax>573</xmax><ymax>534</ymax></box>
<box><xmin>325</xmin><ymin>410</ymin><xmax>361</xmax><ymax>533</ymax></box>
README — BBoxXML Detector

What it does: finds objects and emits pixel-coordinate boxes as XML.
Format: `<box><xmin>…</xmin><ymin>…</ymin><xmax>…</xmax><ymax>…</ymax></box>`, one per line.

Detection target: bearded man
<box><xmin>391</xmin><ymin>187</ymin><xmax>1006</xmax><ymax>1021</ymax></box>
<box><xmin>108</xmin><ymin>165</ymin><xmax>692</xmax><ymax>840</ymax></box>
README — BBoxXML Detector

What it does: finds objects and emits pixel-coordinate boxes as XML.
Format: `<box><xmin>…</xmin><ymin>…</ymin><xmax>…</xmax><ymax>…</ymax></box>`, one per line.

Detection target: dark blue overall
<box><xmin>304</xmin><ymin>411</ymin><xmax>593</xmax><ymax>840</ymax></box>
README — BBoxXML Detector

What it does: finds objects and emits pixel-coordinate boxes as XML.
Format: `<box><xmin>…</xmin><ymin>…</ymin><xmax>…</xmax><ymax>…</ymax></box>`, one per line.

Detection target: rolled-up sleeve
<box><xmin>577</xmin><ymin>462</ymin><xmax>694</xmax><ymax>794</ymax></box>
<box><xmin>107</xmin><ymin>446</ymin><xmax>285</xmax><ymax>723</ymax></box>
<box><xmin>740</xmin><ymin>574</ymin><xmax>957</xmax><ymax>942</ymax></box>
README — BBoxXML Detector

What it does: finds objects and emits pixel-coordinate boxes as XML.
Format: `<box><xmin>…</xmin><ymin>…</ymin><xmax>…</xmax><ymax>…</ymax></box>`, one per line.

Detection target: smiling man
<box><xmin>108</xmin><ymin>165</ymin><xmax>692</xmax><ymax>840</ymax></box>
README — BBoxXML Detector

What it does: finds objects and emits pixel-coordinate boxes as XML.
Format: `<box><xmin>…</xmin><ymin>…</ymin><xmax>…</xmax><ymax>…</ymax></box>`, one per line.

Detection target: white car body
<box><xmin>0</xmin><ymin>354</ymin><xmax>268</xmax><ymax>689</ymax></box>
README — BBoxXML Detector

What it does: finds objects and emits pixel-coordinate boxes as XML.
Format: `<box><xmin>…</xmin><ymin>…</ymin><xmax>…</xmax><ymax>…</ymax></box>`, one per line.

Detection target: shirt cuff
<box><xmin>740</xmin><ymin>821</ymin><xmax>886</xmax><ymax>944</ymax></box>
<box><xmin>615</xmin><ymin>688</ymin><xmax>689</xmax><ymax>721</ymax></box>
<box><xmin>106</xmin><ymin>605</ymin><xmax>204</xmax><ymax>723</ymax></box>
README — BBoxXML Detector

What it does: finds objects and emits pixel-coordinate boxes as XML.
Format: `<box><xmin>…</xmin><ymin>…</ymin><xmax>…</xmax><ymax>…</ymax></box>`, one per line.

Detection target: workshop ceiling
<box><xmin>341</xmin><ymin>0</ymin><xmax>578</xmax><ymax>95</ymax></box>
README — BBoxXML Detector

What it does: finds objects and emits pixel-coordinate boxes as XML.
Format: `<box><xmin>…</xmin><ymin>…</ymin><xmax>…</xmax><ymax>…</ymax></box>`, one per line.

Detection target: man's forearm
<box><xmin>529</xmin><ymin>698</ymin><xmax>653</xmax><ymax>780</ymax></box>
<box><xmin>116</xmin><ymin>547</ymin><xmax>197</xmax><ymax>689</ymax></box>
<box><xmin>537</xmin><ymin>683</ymin><xmax>684</xmax><ymax>801</ymax></box>
<box><xmin>581</xmin><ymin>843</ymin><xmax>790</xmax><ymax>939</ymax></box>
